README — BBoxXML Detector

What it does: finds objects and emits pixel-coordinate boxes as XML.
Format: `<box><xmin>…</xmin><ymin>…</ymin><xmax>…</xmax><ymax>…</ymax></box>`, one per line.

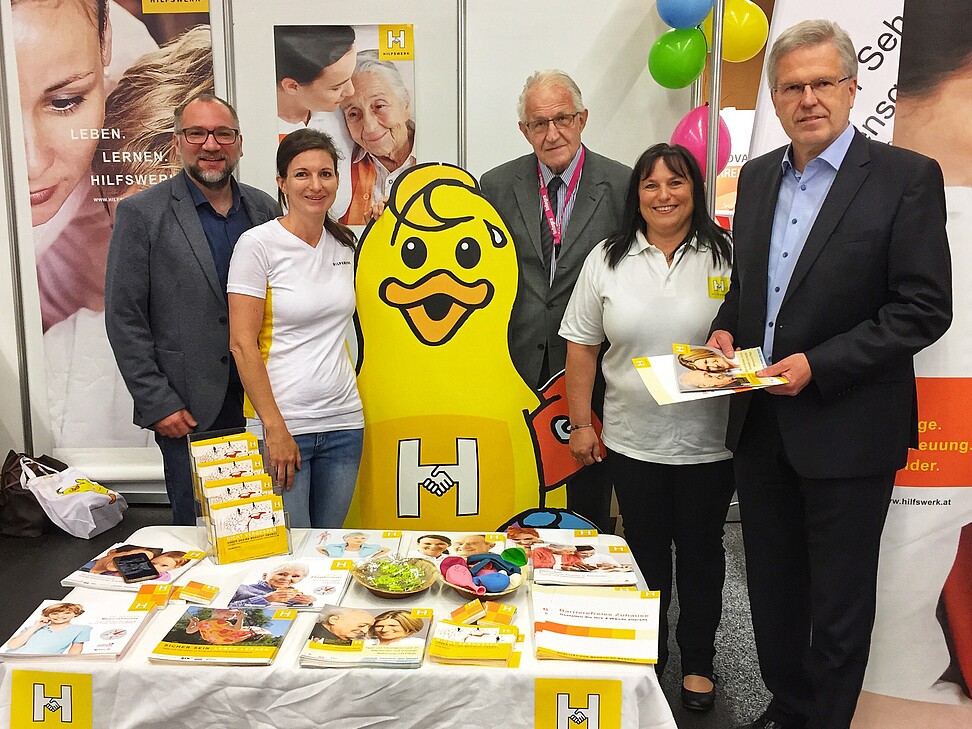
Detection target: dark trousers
<box><xmin>608</xmin><ymin>450</ymin><xmax>735</xmax><ymax>675</ymax></box>
<box><xmin>566</xmin><ymin>459</ymin><xmax>614</xmax><ymax>533</ymax></box>
<box><xmin>735</xmin><ymin>393</ymin><xmax>895</xmax><ymax>729</ymax></box>
<box><xmin>155</xmin><ymin>386</ymin><xmax>244</xmax><ymax>526</ymax></box>
<box><xmin>545</xmin><ymin>351</ymin><xmax>614</xmax><ymax>533</ymax></box>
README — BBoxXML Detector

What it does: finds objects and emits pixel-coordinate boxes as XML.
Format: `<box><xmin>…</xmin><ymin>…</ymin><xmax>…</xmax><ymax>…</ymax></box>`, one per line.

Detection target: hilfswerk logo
<box><xmin>558</xmin><ymin>693</ymin><xmax>599</xmax><ymax>728</ymax></box>
<box><xmin>386</xmin><ymin>28</ymin><xmax>407</xmax><ymax>49</ymax></box>
<box><xmin>34</xmin><ymin>683</ymin><xmax>72</xmax><ymax>722</ymax></box>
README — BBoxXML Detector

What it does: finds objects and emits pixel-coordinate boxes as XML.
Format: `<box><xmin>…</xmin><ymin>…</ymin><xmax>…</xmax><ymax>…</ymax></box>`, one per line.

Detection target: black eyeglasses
<box><xmin>772</xmin><ymin>76</ymin><xmax>851</xmax><ymax>101</ymax></box>
<box><xmin>178</xmin><ymin>127</ymin><xmax>240</xmax><ymax>145</ymax></box>
<box><xmin>523</xmin><ymin>111</ymin><xmax>582</xmax><ymax>135</ymax></box>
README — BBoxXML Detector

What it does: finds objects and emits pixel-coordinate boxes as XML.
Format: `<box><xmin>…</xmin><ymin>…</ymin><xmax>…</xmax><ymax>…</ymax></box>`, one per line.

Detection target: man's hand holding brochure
<box><xmin>633</xmin><ymin>343</ymin><xmax>788</xmax><ymax>405</ymax></box>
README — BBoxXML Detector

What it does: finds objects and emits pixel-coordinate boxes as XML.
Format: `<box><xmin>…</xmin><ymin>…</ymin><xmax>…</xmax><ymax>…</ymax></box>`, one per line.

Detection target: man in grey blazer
<box><xmin>480</xmin><ymin>70</ymin><xmax>630</xmax><ymax>530</ymax></box>
<box><xmin>106</xmin><ymin>93</ymin><xmax>279</xmax><ymax>525</ymax></box>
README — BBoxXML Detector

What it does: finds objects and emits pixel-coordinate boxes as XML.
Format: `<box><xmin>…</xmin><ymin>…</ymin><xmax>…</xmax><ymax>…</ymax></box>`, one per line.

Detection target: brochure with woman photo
<box><xmin>633</xmin><ymin>343</ymin><xmax>787</xmax><ymax>405</ymax></box>
<box><xmin>149</xmin><ymin>606</ymin><xmax>298</xmax><ymax>665</ymax></box>
<box><xmin>226</xmin><ymin>559</ymin><xmax>351</xmax><ymax>610</ymax></box>
<box><xmin>295</xmin><ymin>529</ymin><xmax>402</xmax><ymax>562</ymax></box>
<box><xmin>672</xmin><ymin>344</ymin><xmax>785</xmax><ymax>393</ymax></box>
<box><xmin>300</xmin><ymin>605</ymin><xmax>432</xmax><ymax>668</ymax></box>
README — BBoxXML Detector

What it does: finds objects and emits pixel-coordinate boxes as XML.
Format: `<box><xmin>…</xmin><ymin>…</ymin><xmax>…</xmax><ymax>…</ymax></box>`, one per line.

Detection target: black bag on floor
<box><xmin>0</xmin><ymin>450</ymin><xmax>68</xmax><ymax>537</ymax></box>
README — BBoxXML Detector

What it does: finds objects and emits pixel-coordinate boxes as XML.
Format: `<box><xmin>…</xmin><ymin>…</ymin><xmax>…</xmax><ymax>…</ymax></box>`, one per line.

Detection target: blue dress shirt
<box><xmin>763</xmin><ymin>124</ymin><xmax>855</xmax><ymax>361</ymax></box>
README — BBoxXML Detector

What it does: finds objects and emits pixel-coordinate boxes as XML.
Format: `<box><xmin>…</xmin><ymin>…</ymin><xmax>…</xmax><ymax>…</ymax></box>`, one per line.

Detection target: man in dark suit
<box><xmin>105</xmin><ymin>93</ymin><xmax>279</xmax><ymax>525</ymax></box>
<box><xmin>480</xmin><ymin>70</ymin><xmax>630</xmax><ymax>531</ymax></box>
<box><xmin>707</xmin><ymin>20</ymin><xmax>952</xmax><ymax>729</ymax></box>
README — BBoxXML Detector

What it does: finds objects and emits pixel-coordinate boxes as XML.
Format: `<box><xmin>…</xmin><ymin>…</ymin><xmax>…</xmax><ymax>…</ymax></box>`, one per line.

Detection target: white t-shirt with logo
<box><xmin>227</xmin><ymin>219</ymin><xmax>363</xmax><ymax>435</ymax></box>
<box><xmin>560</xmin><ymin>232</ymin><xmax>731</xmax><ymax>464</ymax></box>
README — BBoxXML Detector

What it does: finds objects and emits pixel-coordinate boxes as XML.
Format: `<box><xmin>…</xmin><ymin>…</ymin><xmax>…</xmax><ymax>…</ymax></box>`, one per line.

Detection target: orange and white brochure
<box><xmin>532</xmin><ymin>585</ymin><xmax>660</xmax><ymax>664</ymax></box>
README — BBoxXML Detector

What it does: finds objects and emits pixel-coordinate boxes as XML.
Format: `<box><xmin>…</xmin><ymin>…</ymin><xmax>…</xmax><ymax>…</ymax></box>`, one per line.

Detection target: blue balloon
<box><xmin>657</xmin><ymin>0</ymin><xmax>714</xmax><ymax>29</ymax></box>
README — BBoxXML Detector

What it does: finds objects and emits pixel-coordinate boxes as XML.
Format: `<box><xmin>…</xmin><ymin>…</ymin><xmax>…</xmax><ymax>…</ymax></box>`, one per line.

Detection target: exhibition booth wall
<box><xmin>0</xmin><ymin>0</ymin><xmax>687</xmax><ymax>495</ymax></box>
<box><xmin>0</xmin><ymin>1</ymin><xmax>969</xmax><ymax>725</ymax></box>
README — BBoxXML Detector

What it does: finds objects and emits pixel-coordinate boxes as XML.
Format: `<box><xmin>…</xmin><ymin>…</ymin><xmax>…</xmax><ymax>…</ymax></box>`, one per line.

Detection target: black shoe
<box><xmin>681</xmin><ymin>673</ymin><xmax>716</xmax><ymax>712</ymax></box>
<box><xmin>734</xmin><ymin>714</ymin><xmax>799</xmax><ymax>729</ymax></box>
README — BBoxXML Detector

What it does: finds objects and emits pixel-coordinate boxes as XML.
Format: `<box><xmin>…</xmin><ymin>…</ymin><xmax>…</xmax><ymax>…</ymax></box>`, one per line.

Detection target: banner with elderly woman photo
<box><xmin>272</xmin><ymin>23</ymin><xmax>416</xmax><ymax>228</ymax></box>
<box><xmin>8</xmin><ymin>0</ymin><xmax>214</xmax><ymax>449</ymax></box>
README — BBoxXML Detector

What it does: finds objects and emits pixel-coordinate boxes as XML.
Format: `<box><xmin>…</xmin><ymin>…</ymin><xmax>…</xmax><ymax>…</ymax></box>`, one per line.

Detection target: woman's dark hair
<box><xmin>603</xmin><ymin>143</ymin><xmax>731</xmax><ymax>269</ymax></box>
<box><xmin>273</xmin><ymin>26</ymin><xmax>355</xmax><ymax>85</ymax></box>
<box><xmin>276</xmin><ymin>128</ymin><xmax>356</xmax><ymax>250</ymax></box>
<box><xmin>897</xmin><ymin>2</ymin><xmax>972</xmax><ymax>99</ymax></box>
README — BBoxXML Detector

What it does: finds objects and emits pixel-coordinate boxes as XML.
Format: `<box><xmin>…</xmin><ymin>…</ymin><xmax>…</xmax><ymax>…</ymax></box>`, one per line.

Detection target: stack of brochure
<box><xmin>171</xmin><ymin>581</ymin><xmax>220</xmax><ymax>605</ymax></box>
<box><xmin>427</xmin><ymin>619</ymin><xmax>520</xmax><ymax>667</ymax></box>
<box><xmin>299</xmin><ymin>605</ymin><xmax>432</xmax><ymax>669</ymax></box>
<box><xmin>61</xmin><ymin>541</ymin><xmax>206</xmax><ymax>592</ymax></box>
<box><xmin>189</xmin><ymin>432</ymin><xmax>290</xmax><ymax>565</ymax></box>
<box><xmin>149</xmin><ymin>606</ymin><xmax>298</xmax><ymax>666</ymax></box>
<box><xmin>0</xmin><ymin>599</ymin><xmax>153</xmax><ymax>662</ymax></box>
<box><xmin>532</xmin><ymin>584</ymin><xmax>659</xmax><ymax>664</ymax></box>
<box><xmin>226</xmin><ymin>559</ymin><xmax>352</xmax><ymax>611</ymax></box>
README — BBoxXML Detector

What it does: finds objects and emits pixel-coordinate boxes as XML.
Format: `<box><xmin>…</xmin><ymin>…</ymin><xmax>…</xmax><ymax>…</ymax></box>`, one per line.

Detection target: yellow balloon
<box><xmin>702</xmin><ymin>0</ymin><xmax>769</xmax><ymax>63</ymax></box>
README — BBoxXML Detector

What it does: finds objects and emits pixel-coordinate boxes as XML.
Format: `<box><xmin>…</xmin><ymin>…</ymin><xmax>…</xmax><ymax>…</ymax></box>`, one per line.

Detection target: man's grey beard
<box><xmin>185</xmin><ymin>160</ymin><xmax>237</xmax><ymax>190</ymax></box>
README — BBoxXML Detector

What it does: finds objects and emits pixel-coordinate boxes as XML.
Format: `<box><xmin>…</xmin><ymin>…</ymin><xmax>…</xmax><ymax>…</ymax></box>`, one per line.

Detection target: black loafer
<box><xmin>681</xmin><ymin>673</ymin><xmax>716</xmax><ymax>712</ymax></box>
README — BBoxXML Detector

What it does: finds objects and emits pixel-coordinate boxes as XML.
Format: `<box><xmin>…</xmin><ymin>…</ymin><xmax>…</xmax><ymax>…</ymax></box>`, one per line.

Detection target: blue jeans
<box><xmin>155</xmin><ymin>385</ymin><xmax>244</xmax><ymax>526</ymax></box>
<box><xmin>280</xmin><ymin>429</ymin><xmax>363</xmax><ymax>528</ymax></box>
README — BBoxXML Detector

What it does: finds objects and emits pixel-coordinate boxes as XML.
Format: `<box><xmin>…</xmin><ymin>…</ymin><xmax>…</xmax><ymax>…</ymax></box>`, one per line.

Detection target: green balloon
<box><xmin>648</xmin><ymin>28</ymin><xmax>708</xmax><ymax>89</ymax></box>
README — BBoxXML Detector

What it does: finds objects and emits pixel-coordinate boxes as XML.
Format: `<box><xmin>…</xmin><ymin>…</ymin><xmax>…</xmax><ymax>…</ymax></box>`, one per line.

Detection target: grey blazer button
<box><xmin>220</xmin><ymin>355</ymin><xmax>228</xmax><ymax>364</ymax></box>
<box><xmin>218</xmin><ymin>316</ymin><xmax>228</xmax><ymax>324</ymax></box>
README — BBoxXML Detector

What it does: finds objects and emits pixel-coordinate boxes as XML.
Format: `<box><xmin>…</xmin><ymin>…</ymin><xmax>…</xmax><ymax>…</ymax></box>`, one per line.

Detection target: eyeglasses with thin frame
<box><xmin>523</xmin><ymin>111</ymin><xmax>582</xmax><ymax>135</ymax></box>
<box><xmin>772</xmin><ymin>76</ymin><xmax>851</xmax><ymax>102</ymax></box>
<box><xmin>178</xmin><ymin>127</ymin><xmax>240</xmax><ymax>145</ymax></box>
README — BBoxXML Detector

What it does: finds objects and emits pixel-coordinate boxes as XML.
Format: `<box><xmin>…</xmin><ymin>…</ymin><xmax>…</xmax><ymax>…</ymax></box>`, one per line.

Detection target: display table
<box><xmin>0</xmin><ymin>526</ymin><xmax>677</xmax><ymax>729</ymax></box>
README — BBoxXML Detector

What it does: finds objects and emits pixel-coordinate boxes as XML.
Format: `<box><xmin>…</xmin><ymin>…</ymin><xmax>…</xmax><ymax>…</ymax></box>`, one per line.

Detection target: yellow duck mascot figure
<box><xmin>353</xmin><ymin>163</ymin><xmax>543</xmax><ymax>530</ymax></box>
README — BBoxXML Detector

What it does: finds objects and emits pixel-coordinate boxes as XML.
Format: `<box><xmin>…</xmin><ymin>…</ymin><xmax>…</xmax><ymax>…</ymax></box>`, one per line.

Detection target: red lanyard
<box><xmin>538</xmin><ymin>147</ymin><xmax>585</xmax><ymax>258</ymax></box>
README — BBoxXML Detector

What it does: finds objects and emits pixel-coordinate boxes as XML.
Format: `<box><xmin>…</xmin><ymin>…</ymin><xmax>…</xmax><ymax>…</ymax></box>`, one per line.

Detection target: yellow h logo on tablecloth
<box><xmin>535</xmin><ymin>678</ymin><xmax>622</xmax><ymax>729</ymax></box>
<box><xmin>11</xmin><ymin>670</ymin><xmax>92</xmax><ymax>727</ymax></box>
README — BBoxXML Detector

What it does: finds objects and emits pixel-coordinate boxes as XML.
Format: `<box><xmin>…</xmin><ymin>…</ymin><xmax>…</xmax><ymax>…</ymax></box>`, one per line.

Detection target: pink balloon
<box><xmin>445</xmin><ymin>564</ymin><xmax>485</xmax><ymax>595</ymax></box>
<box><xmin>670</xmin><ymin>104</ymin><xmax>732</xmax><ymax>176</ymax></box>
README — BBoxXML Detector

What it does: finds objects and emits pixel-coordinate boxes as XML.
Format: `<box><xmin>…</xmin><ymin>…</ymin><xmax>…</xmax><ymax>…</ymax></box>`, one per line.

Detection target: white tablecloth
<box><xmin>0</xmin><ymin>526</ymin><xmax>677</xmax><ymax>729</ymax></box>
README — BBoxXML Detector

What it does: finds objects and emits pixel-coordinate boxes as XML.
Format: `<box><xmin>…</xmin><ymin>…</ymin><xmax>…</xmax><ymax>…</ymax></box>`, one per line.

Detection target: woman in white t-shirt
<box><xmin>560</xmin><ymin>144</ymin><xmax>734</xmax><ymax>712</ymax></box>
<box><xmin>228</xmin><ymin>129</ymin><xmax>363</xmax><ymax>528</ymax></box>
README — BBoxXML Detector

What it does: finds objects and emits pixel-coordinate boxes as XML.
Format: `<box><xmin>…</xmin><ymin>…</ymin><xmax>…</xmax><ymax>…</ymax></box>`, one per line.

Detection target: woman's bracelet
<box><xmin>568</xmin><ymin>423</ymin><xmax>593</xmax><ymax>432</ymax></box>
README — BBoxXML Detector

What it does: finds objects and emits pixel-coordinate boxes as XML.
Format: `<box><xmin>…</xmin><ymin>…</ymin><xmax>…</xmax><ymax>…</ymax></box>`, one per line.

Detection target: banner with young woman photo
<box><xmin>9</xmin><ymin>0</ymin><xmax>215</xmax><ymax>450</ymax></box>
<box><xmin>753</xmin><ymin>1</ymin><xmax>972</xmax><ymax>726</ymax></box>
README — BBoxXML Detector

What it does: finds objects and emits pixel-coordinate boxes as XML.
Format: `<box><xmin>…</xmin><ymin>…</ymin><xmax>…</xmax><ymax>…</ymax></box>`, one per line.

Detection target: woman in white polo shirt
<box><xmin>561</xmin><ymin>143</ymin><xmax>734</xmax><ymax>712</ymax></box>
<box><xmin>228</xmin><ymin>129</ymin><xmax>363</xmax><ymax>528</ymax></box>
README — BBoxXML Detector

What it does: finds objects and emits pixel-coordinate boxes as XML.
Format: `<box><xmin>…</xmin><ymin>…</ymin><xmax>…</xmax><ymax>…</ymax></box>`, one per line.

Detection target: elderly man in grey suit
<box><xmin>106</xmin><ymin>93</ymin><xmax>279</xmax><ymax>525</ymax></box>
<box><xmin>480</xmin><ymin>70</ymin><xmax>630</xmax><ymax>531</ymax></box>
